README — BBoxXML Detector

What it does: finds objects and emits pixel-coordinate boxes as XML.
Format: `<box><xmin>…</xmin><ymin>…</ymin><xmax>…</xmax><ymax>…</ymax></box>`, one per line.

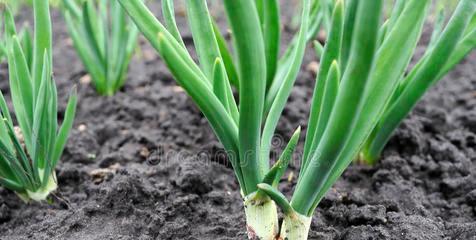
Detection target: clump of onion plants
<box><xmin>62</xmin><ymin>0</ymin><xmax>139</xmax><ymax>96</ymax></box>
<box><xmin>0</xmin><ymin>0</ymin><xmax>77</xmax><ymax>202</ymax></box>
<box><xmin>120</xmin><ymin>0</ymin><xmax>475</xmax><ymax>239</ymax></box>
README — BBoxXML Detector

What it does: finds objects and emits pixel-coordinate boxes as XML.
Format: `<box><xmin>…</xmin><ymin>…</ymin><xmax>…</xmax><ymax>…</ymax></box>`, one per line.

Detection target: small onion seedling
<box><xmin>0</xmin><ymin>0</ymin><xmax>77</xmax><ymax>202</ymax></box>
<box><xmin>119</xmin><ymin>0</ymin><xmax>475</xmax><ymax>239</ymax></box>
<box><xmin>62</xmin><ymin>0</ymin><xmax>139</xmax><ymax>96</ymax></box>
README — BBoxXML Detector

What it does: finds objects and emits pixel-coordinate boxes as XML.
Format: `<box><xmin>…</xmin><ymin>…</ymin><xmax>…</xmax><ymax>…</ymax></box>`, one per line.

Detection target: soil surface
<box><xmin>1</xmin><ymin>2</ymin><xmax>476</xmax><ymax>240</ymax></box>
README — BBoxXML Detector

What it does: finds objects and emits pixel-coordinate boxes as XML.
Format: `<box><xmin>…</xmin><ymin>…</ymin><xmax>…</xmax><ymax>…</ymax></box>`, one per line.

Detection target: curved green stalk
<box><xmin>223</xmin><ymin>0</ymin><xmax>266</xmax><ymax>194</ymax></box>
<box><xmin>257</xmin><ymin>183</ymin><xmax>293</xmax><ymax>215</ymax></box>
<box><xmin>260</xmin><ymin>0</ymin><xmax>310</xmax><ymax>170</ymax></box>
<box><xmin>264</xmin><ymin>0</ymin><xmax>323</xmax><ymax>114</ymax></box>
<box><xmin>156</xmin><ymin>33</ymin><xmax>244</xmax><ymax>189</ymax></box>
<box><xmin>301</xmin><ymin>0</ymin><xmax>343</xmax><ymax>174</ymax></box>
<box><xmin>437</xmin><ymin>28</ymin><xmax>476</xmax><ymax>80</ymax></box>
<box><xmin>339</xmin><ymin>0</ymin><xmax>358</xmax><ymax>72</ymax></box>
<box><xmin>162</xmin><ymin>0</ymin><xmax>185</xmax><ymax>48</ymax></box>
<box><xmin>212</xmin><ymin>21</ymin><xmax>240</xmax><ymax>90</ymax></box>
<box><xmin>32</xmin><ymin>0</ymin><xmax>52</xmax><ymax>97</ymax></box>
<box><xmin>261</xmin><ymin>0</ymin><xmax>280</xmax><ymax>90</ymax></box>
<box><xmin>303</xmin><ymin>60</ymin><xmax>340</xmax><ymax>175</ymax></box>
<box><xmin>261</xmin><ymin>127</ymin><xmax>300</xmax><ymax>188</ymax></box>
<box><xmin>185</xmin><ymin>0</ymin><xmax>221</xmax><ymax>81</ymax></box>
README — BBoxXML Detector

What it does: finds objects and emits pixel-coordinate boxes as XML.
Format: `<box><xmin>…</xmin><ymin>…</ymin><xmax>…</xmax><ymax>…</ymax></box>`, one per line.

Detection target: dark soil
<box><xmin>1</xmin><ymin>2</ymin><xmax>475</xmax><ymax>240</ymax></box>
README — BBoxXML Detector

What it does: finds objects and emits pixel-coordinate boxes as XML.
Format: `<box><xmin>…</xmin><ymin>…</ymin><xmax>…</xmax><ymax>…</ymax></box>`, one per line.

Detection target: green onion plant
<box><xmin>0</xmin><ymin>0</ymin><xmax>77</xmax><ymax>202</ymax></box>
<box><xmin>294</xmin><ymin>0</ymin><xmax>474</xmax><ymax>238</ymax></box>
<box><xmin>118</xmin><ymin>0</ymin><xmax>323</xmax><ymax>238</ymax></box>
<box><xmin>62</xmin><ymin>0</ymin><xmax>139</xmax><ymax>96</ymax></box>
<box><xmin>359</xmin><ymin>0</ymin><xmax>476</xmax><ymax>164</ymax></box>
<box><xmin>119</xmin><ymin>0</ymin><xmax>475</xmax><ymax>239</ymax></box>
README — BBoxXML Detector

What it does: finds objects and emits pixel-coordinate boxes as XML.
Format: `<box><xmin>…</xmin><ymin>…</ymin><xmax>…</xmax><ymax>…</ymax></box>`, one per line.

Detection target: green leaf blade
<box><xmin>223</xmin><ymin>0</ymin><xmax>267</xmax><ymax>194</ymax></box>
<box><xmin>292</xmin><ymin>0</ymin><xmax>383</xmax><ymax>216</ymax></box>
<box><xmin>302</xmin><ymin>0</ymin><xmax>344</xmax><ymax>170</ymax></box>
<box><xmin>260</xmin><ymin>0</ymin><xmax>311</xmax><ymax>171</ymax></box>
<box><xmin>52</xmin><ymin>87</ymin><xmax>77</xmax><ymax>167</ymax></box>
<box><xmin>185</xmin><ymin>0</ymin><xmax>221</xmax><ymax>81</ymax></box>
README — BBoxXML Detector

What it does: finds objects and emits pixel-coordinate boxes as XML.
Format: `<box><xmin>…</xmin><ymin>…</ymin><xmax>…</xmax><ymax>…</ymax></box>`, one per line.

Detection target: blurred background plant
<box><xmin>61</xmin><ymin>0</ymin><xmax>139</xmax><ymax>96</ymax></box>
<box><xmin>0</xmin><ymin>1</ymin><xmax>33</xmax><ymax>65</ymax></box>
<box><xmin>1</xmin><ymin>0</ymin><xmax>62</xmax><ymax>12</ymax></box>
